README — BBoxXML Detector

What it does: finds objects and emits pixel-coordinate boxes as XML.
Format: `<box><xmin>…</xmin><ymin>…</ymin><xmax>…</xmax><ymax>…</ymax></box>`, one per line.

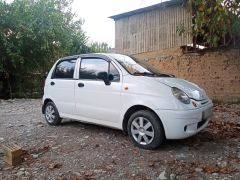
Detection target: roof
<box><xmin>59</xmin><ymin>53</ymin><xmax>125</xmax><ymax>62</ymax></box>
<box><xmin>109</xmin><ymin>0</ymin><xmax>186</xmax><ymax>20</ymax></box>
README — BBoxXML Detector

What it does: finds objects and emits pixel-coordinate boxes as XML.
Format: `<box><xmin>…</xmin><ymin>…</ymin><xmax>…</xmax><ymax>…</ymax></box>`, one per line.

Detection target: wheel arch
<box><xmin>122</xmin><ymin>105</ymin><xmax>165</xmax><ymax>135</ymax></box>
<box><xmin>42</xmin><ymin>98</ymin><xmax>53</xmax><ymax>114</ymax></box>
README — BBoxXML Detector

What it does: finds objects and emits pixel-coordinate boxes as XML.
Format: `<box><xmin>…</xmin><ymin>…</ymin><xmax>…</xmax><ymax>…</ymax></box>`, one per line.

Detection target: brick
<box><xmin>2</xmin><ymin>144</ymin><xmax>23</xmax><ymax>166</ymax></box>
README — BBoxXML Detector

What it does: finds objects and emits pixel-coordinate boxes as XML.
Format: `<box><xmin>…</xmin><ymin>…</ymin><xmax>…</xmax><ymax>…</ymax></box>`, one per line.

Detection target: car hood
<box><xmin>154</xmin><ymin>78</ymin><xmax>207</xmax><ymax>100</ymax></box>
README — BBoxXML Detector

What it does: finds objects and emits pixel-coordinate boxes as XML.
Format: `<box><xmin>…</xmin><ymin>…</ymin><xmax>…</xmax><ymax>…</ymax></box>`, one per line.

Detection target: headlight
<box><xmin>171</xmin><ymin>87</ymin><xmax>190</xmax><ymax>104</ymax></box>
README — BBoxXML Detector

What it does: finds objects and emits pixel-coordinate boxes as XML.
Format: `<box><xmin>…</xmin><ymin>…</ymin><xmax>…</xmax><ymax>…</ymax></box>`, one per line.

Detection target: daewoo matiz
<box><xmin>42</xmin><ymin>53</ymin><xmax>213</xmax><ymax>149</ymax></box>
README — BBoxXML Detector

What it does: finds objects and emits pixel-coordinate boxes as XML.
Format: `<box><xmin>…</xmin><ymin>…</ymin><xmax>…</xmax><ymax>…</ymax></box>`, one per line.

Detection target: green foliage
<box><xmin>88</xmin><ymin>42</ymin><xmax>110</xmax><ymax>53</ymax></box>
<box><xmin>0</xmin><ymin>0</ymin><xmax>109</xmax><ymax>98</ymax></box>
<box><xmin>177</xmin><ymin>0</ymin><xmax>240</xmax><ymax>47</ymax></box>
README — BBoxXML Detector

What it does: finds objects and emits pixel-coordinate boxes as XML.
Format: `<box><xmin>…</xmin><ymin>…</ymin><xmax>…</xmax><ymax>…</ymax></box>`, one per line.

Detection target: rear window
<box><xmin>53</xmin><ymin>59</ymin><xmax>76</xmax><ymax>79</ymax></box>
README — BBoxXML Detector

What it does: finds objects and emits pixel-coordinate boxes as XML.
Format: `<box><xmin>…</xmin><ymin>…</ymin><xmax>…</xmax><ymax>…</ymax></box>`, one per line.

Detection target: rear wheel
<box><xmin>44</xmin><ymin>102</ymin><xmax>61</xmax><ymax>126</ymax></box>
<box><xmin>127</xmin><ymin>110</ymin><xmax>164</xmax><ymax>150</ymax></box>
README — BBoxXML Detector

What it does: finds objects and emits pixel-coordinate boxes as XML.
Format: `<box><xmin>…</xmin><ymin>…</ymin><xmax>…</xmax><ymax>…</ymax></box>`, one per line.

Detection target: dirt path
<box><xmin>0</xmin><ymin>99</ymin><xmax>239</xmax><ymax>179</ymax></box>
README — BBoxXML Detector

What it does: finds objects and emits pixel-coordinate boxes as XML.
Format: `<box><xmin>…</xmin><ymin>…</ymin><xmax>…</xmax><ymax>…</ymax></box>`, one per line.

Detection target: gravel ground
<box><xmin>0</xmin><ymin>99</ymin><xmax>239</xmax><ymax>180</ymax></box>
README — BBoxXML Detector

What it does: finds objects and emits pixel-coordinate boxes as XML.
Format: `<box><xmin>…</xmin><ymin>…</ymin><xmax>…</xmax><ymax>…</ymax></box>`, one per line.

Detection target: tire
<box><xmin>127</xmin><ymin>110</ymin><xmax>164</xmax><ymax>150</ymax></box>
<box><xmin>44</xmin><ymin>102</ymin><xmax>61</xmax><ymax>126</ymax></box>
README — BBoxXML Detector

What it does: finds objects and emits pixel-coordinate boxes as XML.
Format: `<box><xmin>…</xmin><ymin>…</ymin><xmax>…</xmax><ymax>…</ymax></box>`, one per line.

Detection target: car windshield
<box><xmin>110</xmin><ymin>54</ymin><xmax>172</xmax><ymax>77</ymax></box>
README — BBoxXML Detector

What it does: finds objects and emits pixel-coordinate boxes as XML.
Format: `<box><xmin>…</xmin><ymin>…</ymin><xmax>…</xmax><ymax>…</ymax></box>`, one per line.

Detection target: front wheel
<box><xmin>127</xmin><ymin>110</ymin><xmax>165</xmax><ymax>150</ymax></box>
<box><xmin>44</xmin><ymin>102</ymin><xmax>61</xmax><ymax>126</ymax></box>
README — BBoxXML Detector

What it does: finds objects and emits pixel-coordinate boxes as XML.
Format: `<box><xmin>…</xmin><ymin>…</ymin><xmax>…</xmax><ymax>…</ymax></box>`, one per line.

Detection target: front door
<box><xmin>74</xmin><ymin>57</ymin><xmax>122</xmax><ymax>124</ymax></box>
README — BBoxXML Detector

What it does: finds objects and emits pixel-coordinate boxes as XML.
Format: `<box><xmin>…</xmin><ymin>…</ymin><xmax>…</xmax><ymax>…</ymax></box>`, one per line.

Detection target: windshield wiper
<box><xmin>155</xmin><ymin>73</ymin><xmax>174</xmax><ymax>77</ymax></box>
<box><xmin>133</xmin><ymin>72</ymin><xmax>155</xmax><ymax>76</ymax></box>
<box><xmin>133</xmin><ymin>72</ymin><xmax>175</xmax><ymax>77</ymax></box>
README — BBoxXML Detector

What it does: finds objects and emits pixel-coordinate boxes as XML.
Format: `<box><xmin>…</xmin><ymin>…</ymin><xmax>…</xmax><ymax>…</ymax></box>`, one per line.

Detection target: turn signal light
<box><xmin>192</xmin><ymin>101</ymin><xmax>197</xmax><ymax>107</ymax></box>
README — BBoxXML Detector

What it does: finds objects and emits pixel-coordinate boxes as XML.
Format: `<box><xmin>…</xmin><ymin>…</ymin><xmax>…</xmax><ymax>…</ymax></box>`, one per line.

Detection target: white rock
<box><xmin>195</xmin><ymin>168</ymin><xmax>203</xmax><ymax>172</ymax></box>
<box><xmin>176</xmin><ymin>153</ymin><xmax>186</xmax><ymax>159</ymax></box>
<box><xmin>7</xmin><ymin>124</ymin><xmax>14</xmax><ymax>128</ymax></box>
<box><xmin>158</xmin><ymin>170</ymin><xmax>168</xmax><ymax>180</ymax></box>
<box><xmin>52</xmin><ymin>146</ymin><xmax>58</xmax><ymax>150</ymax></box>
<box><xmin>17</xmin><ymin>171</ymin><xmax>25</xmax><ymax>176</ymax></box>
<box><xmin>170</xmin><ymin>173</ymin><xmax>176</xmax><ymax>180</ymax></box>
<box><xmin>222</xmin><ymin>177</ymin><xmax>231</xmax><ymax>180</ymax></box>
<box><xmin>32</xmin><ymin>154</ymin><xmax>39</xmax><ymax>159</ymax></box>
<box><xmin>220</xmin><ymin>161</ymin><xmax>228</xmax><ymax>168</ymax></box>
<box><xmin>93</xmin><ymin>169</ymin><xmax>103</xmax><ymax>173</ymax></box>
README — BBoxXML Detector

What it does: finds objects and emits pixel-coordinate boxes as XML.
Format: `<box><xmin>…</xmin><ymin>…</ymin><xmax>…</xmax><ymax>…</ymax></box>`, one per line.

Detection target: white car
<box><xmin>42</xmin><ymin>53</ymin><xmax>213</xmax><ymax>149</ymax></box>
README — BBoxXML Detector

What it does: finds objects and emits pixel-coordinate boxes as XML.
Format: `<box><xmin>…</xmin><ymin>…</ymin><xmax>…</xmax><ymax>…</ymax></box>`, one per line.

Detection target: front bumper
<box><xmin>156</xmin><ymin>102</ymin><xmax>213</xmax><ymax>139</ymax></box>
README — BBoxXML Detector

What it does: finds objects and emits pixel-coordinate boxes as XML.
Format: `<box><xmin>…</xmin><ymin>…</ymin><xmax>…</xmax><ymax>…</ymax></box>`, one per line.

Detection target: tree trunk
<box><xmin>5</xmin><ymin>73</ymin><xmax>12</xmax><ymax>99</ymax></box>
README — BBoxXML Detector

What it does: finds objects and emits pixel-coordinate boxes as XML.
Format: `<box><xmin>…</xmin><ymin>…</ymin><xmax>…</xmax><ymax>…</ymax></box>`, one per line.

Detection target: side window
<box><xmin>80</xmin><ymin>58</ymin><xmax>108</xmax><ymax>80</ymax></box>
<box><xmin>53</xmin><ymin>59</ymin><xmax>76</xmax><ymax>79</ymax></box>
<box><xmin>110</xmin><ymin>63</ymin><xmax>120</xmax><ymax>82</ymax></box>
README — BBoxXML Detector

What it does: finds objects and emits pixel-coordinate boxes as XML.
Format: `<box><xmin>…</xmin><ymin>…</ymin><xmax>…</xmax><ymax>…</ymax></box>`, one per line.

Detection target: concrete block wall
<box><xmin>133</xmin><ymin>48</ymin><xmax>240</xmax><ymax>103</ymax></box>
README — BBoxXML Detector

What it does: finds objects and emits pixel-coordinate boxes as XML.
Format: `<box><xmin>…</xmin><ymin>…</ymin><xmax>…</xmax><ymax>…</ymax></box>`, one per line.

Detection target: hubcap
<box><xmin>131</xmin><ymin>117</ymin><xmax>154</xmax><ymax>145</ymax></box>
<box><xmin>45</xmin><ymin>105</ymin><xmax>56</xmax><ymax>123</ymax></box>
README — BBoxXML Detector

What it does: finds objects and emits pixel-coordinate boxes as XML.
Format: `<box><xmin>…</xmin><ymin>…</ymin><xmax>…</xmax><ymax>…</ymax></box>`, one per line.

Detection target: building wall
<box><xmin>133</xmin><ymin>48</ymin><xmax>240</xmax><ymax>103</ymax></box>
<box><xmin>115</xmin><ymin>5</ymin><xmax>192</xmax><ymax>55</ymax></box>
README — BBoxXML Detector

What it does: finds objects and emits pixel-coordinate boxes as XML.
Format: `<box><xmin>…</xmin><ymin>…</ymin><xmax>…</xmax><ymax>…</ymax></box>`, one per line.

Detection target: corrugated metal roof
<box><xmin>109</xmin><ymin>0</ymin><xmax>186</xmax><ymax>20</ymax></box>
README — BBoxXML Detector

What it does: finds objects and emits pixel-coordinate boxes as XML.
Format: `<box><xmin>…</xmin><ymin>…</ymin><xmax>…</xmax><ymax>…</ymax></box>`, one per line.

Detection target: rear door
<box><xmin>74</xmin><ymin>57</ymin><xmax>122</xmax><ymax>124</ymax></box>
<box><xmin>47</xmin><ymin>58</ymin><xmax>77</xmax><ymax>115</ymax></box>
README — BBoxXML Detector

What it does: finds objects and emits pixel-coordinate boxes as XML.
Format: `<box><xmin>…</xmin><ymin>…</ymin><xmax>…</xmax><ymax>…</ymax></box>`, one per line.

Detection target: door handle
<box><xmin>78</xmin><ymin>83</ymin><xmax>84</xmax><ymax>87</ymax></box>
<box><xmin>50</xmin><ymin>82</ymin><xmax>55</xmax><ymax>86</ymax></box>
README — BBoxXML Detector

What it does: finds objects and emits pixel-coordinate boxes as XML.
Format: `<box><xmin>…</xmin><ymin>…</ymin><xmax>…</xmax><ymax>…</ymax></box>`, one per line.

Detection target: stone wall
<box><xmin>133</xmin><ymin>48</ymin><xmax>240</xmax><ymax>103</ymax></box>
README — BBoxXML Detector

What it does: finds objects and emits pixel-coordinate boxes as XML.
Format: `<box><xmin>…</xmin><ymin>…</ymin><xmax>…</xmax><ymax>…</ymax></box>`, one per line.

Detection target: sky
<box><xmin>72</xmin><ymin>0</ymin><xmax>165</xmax><ymax>47</ymax></box>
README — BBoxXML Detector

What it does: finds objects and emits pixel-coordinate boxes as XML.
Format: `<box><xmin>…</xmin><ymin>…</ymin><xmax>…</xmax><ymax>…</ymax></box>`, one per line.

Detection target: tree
<box><xmin>0</xmin><ymin>0</ymin><xmax>89</xmax><ymax>98</ymax></box>
<box><xmin>177</xmin><ymin>0</ymin><xmax>240</xmax><ymax>48</ymax></box>
<box><xmin>88</xmin><ymin>42</ymin><xmax>110</xmax><ymax>53</ymax></box>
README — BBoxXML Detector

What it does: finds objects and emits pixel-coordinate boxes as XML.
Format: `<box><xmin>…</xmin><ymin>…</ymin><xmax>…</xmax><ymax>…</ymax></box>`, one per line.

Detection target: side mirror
<box><xmin>97</xmin><ymin>72</ymin><xmax>112</xmax><ymax>85</ymax></box>
<box><xmin>108</xmin><ymin>74</ymin><xmax>114</xmax><ymax>81</ymax></box>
